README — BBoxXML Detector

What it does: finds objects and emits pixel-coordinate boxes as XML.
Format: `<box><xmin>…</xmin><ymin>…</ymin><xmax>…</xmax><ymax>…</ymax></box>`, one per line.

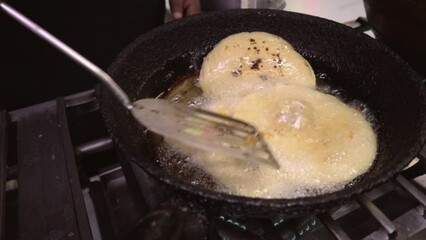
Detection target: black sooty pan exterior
<box><xmin>101</xmin><ymin>9</ymin><xmax>426</xmax><ymax>218</ymax></box>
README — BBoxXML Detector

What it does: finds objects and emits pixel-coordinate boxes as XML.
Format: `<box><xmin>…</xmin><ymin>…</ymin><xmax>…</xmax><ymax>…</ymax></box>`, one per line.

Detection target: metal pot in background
<box><xmin>363</xmin><ymin>0</ymin><xmax>426</xmax><ymax>77</ymax></box>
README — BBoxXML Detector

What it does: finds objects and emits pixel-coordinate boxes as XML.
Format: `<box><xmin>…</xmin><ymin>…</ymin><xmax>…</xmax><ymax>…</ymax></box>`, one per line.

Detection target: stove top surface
<box><xmin>2</xmin><ymin>89</ymin><xmax>426</xmax><ymax>240</ymax></box>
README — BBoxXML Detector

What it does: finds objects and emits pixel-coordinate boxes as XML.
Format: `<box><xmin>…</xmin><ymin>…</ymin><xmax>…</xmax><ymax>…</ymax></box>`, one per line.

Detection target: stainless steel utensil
<box><xmin>0</xmin><ymin>2</ymin><xmax>279</xmax><ymax>168</ymax></box>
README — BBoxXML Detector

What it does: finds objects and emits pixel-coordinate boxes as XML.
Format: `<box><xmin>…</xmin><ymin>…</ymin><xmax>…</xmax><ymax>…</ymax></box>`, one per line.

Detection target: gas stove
<box><xmin>2</xmin><ymin>82</ymin><xmax>426</xmax><ymax>240</ymax></box>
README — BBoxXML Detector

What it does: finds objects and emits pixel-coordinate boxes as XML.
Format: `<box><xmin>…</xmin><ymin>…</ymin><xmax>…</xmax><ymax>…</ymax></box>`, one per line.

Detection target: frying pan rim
<box><xmin>103</xmin><ymin>9</ymin><xmax>426</xmax><ymax>209</ymax></box>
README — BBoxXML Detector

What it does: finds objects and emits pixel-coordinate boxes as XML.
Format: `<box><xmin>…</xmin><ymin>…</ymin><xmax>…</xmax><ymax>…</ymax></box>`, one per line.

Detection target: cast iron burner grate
<box><xmin>2</xmin><ymin>89</ymin><xmax>426</xmax><ymax>240</ymax></box>
<box><xmin>2</xmin><ymin>19</ymin><xmax>426</xmax><ymax>240</ymax></box>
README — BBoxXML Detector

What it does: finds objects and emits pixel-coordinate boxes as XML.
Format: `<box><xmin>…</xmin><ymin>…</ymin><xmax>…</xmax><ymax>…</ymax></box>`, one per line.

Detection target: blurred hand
<box><xmin>169</xmin><ymin>0</ymin><xmax>201</xmax><ymax>19</ymax></box>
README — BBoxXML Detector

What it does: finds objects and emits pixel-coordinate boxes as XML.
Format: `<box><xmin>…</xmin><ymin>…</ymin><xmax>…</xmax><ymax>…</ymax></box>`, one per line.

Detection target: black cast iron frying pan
<box><xmin>101</xmin><ymin>9</ymin><xmax>426</xmax><ymax>218</ymax></box>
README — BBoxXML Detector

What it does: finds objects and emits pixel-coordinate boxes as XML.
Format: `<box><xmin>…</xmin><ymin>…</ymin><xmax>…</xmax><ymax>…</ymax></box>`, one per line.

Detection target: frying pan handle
<box><xmin>0</xmin><ymin>2</ymin><xmax>133</xmax><ymax>110</ymax></box>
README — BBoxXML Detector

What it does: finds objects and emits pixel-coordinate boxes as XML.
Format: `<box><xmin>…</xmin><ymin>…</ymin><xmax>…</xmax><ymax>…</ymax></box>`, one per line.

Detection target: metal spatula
<box><xmin>0</xmin><ymin>2</ymin><xmax>279</xmax><ymax>169</ymax></box>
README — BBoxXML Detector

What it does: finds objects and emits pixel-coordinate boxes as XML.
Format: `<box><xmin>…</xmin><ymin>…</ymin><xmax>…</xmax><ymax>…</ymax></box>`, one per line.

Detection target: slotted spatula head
<box><xmin>131</xmin><ymin>99</ymin><xmax>280</xmax><ymax>169</ymax></box>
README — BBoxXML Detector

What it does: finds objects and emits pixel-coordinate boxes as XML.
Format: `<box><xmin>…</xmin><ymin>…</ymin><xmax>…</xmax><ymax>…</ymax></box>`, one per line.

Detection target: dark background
<box><xmin>0</xmin><ymin>0</ymin><xmax>165</xmax><ymax>110</ymax></box>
